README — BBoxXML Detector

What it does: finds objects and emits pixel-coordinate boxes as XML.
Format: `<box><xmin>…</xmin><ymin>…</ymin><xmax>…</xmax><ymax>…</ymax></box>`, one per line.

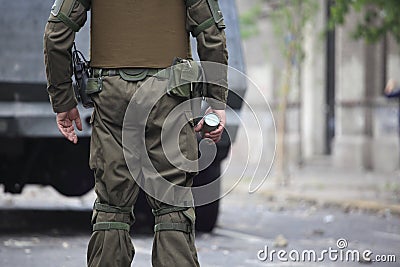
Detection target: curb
<box><xmin>285</xmin><ymin>194</ymin><xmax>400</xmax><ymax>216</ymax></box>
<box><xmin>259</xmin><ymin>190</ymin><xmax>400</xmax><ymax>216</ymax></box>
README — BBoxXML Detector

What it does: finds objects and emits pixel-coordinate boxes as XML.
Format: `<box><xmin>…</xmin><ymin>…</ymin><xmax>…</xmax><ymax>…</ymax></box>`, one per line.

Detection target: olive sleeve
<box><xmin>43</xmin><ymin>1</ymin><xmax>87</xmax><ymax>113</ymax></box>
<box><xmin>186</xmin><ymin>0</ymin><xmax>228</xmax><ymax>110</ymax></box>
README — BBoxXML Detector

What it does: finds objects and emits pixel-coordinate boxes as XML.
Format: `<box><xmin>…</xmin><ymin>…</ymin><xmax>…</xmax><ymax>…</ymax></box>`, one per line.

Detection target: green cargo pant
<box><xmin>87</xmin><ymin>71</ymin><xmax>200</xmax><ymax>267</ymax></box>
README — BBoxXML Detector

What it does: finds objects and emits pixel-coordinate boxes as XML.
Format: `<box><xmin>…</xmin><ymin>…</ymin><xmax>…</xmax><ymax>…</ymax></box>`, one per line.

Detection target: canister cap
<box><xmin>204</xmin><ymin>113</ymin><xmax>220</xmax><ymax>127</ymax></box>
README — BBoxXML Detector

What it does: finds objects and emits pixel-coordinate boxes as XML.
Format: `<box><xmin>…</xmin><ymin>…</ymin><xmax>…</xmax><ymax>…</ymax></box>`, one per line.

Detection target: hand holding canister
<box><xmin>201</xmin><ymin>113</ymin><xmax>220</xmax><ymax>134</ymax></box>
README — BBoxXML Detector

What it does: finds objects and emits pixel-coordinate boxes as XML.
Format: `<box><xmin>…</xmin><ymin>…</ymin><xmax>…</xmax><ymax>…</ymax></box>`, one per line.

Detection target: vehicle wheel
<box><xmin>195</xmin><ymin>199</ymin><xmax>220</xmax><ymax>232</ymax></box>
<box><xmin>49</xmin><ymin>138</ymin><xmax>94</xmax><ymax>196</ymax></box>
<box><xmin>52</xmin><ymin>165</ymin><xmax>94</xmax><ymax>197</ymax></box>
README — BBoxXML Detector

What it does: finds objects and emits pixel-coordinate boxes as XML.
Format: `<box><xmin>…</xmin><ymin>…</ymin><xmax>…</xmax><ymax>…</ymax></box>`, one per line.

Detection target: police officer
<box><xmin>44</xmin><ymin>0</ymin><xmax>228</xmax><ymax>266</ymax></box>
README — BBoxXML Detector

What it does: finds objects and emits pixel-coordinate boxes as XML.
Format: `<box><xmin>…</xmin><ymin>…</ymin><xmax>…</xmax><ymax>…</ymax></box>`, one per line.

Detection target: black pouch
<box><xmin>72</xmin><ymin>43</ymin><xmax>94</xmax><ymax>108</ymax></box>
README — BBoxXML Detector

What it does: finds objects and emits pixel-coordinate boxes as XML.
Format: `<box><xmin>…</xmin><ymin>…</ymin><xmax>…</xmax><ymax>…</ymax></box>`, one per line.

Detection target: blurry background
<box><xmin>234</xmin><ymin>0</ymin><xmax>399</xmax><ymax>176</ymax></box>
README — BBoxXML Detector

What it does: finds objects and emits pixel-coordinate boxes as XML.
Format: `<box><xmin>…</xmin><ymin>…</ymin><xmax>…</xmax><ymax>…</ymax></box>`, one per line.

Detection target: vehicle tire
<box><xmin>48</xmin><ymin>138</ymin><xmax>94</xmax><ymax>196</ymax></box>
<box><xmin>195</xmin><ymin>199</ymin><xmax>220</xmax><ymax>232</ymax></box>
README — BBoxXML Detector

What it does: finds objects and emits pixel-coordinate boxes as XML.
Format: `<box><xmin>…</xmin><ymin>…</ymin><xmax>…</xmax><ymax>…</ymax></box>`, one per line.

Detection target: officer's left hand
<box><xmin>56</xmin><ymin>107</ymin><xmax>83</xmax><ymax>144</ymax></box>
<box><xmin>195</xmin><ymin>107</ymin><xmax>226</xmax><ymax>143</ymax></box>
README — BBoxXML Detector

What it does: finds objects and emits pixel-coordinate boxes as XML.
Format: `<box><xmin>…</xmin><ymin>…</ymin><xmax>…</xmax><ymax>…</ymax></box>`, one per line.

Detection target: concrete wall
<box><xmin>301</xmin><ymin>1</ymin><xmax>327</xmax><ymax>160</ymax></box>
<box><xmin>332</xmin><ymin>10</ymin><xmax>399</xmax><ymax>172</ymax></box>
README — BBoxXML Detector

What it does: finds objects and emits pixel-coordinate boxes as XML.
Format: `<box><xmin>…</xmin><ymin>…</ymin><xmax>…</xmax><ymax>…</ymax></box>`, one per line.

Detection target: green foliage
<box><xmin>239</xmin><ymin>3</ymin><xmax>262</xmax><ymax>39</ymax></box>
<box><xmin>239</xmin><ymin>0</ymin><xmax>319</xmax><ymax>62</ymax></box>
<box><xmin>329</xmin><ymin>0</ymin><xmax>400</xmax><ymax>44</ymax></box>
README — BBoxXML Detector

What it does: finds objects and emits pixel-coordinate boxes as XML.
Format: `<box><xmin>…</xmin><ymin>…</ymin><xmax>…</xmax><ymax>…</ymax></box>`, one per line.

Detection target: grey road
<box><xmin>0</xmin><ymin>189</ymin><xmax>399</xmax><ymax>267</ymax></box>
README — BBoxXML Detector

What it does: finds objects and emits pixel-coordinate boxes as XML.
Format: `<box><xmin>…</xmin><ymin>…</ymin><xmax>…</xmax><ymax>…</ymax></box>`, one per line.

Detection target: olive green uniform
<box><xmin>44</xmin><ymin>0</ymin><xmax>228</xmax><ymax>266</ymax></box>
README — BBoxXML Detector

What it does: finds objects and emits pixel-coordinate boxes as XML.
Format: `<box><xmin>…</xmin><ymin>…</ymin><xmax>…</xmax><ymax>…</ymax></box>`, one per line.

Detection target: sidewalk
<box><xmin>223</xmin><ymin>157</ymin><xmax>400</xmax><ymax>216</ymax></box>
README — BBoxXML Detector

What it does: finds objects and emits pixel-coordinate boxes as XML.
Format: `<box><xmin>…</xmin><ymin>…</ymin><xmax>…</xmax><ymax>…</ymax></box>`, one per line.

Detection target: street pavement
<box><xmin>0</xmin><ymin>190</ymin><xmax>399</xmax><ymax>267</ymax></box>
<box><xmin>0</xmin><ymin>155</ymin><xmax>399</xmax><ymax>266</ymax></box>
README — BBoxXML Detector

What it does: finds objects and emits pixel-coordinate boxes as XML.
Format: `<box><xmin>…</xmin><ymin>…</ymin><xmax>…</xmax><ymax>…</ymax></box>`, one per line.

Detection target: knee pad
<box><xmin>91</xmin><ymin>202</ymin><xmax>133</xmax><ymax>232</ymax></box>
<box><xmin>152</xmin><ymin>206</ymin><xmax>195</xmax><ymax>234</ymax></box>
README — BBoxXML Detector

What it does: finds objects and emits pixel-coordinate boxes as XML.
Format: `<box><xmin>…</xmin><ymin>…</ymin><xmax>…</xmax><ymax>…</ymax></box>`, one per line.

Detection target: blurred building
<box><xmin>236</xmin><ymin>0</ymin><xmax>399</xmax><ymax>172</ymax></box>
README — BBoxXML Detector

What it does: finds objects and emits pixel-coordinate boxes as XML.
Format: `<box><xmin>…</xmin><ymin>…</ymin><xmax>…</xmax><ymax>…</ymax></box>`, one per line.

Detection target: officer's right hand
<box><xmin>56</xmin><ymin>107</ymin><xmax>83</xmax><ymax>144</ymax></box>
<box><xmin>385</xmin><ymin>79</ymin><xmax>396</xmax><ymax>95</ymax></box>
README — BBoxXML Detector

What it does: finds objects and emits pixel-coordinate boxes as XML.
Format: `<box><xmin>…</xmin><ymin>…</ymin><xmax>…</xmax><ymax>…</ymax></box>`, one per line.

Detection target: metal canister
<box><xmin>202</xmin><ymin>113</ymin><xmax>220</xmax><ymax>134</ymax></box>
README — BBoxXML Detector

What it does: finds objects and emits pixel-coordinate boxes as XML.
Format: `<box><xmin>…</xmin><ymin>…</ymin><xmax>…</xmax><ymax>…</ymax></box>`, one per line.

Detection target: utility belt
<box><xmin>91</xmin><ymin>68</ymin><xmax>169</xmax><ymax>80</ymax></box>
<box><xmin>87</xmin><ymin>58</ymin><xmax>205</xmax><ymax>100</ymax></box>
<box><xmin>86</xmin><ymin>68</ymin><xmax>170</xmax><ymax>95</ymax></box>
<box><xmin>73</xmin><ymin>46</ymin><xmax>205</xmax><ymax>109</ymax></box>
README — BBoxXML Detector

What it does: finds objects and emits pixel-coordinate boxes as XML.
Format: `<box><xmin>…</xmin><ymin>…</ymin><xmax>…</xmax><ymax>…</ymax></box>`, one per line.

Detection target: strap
<box><xmin>93</xmin><ymin>69</ymin><xmax>119</xmax><ymax>78</ymax></box>
<box><xmin>52</xmin><ymin>0</ymin><xmax>82</xmax><ymax>32</ymax></box>
<box><xmin>152</xmin><ymin>206</ymin><xmax>189</xmax><ymax>216</ymax></box>
<box><xmin>92</xmin><ymin>68</ymin><xmax>169</xmax><ymax>79</ymax></box>
<box><xmin>185</xmin><ymin>0</ymin><xmax>200</xmax><ymax>7</ymax></box>
<box><xmin>57</xmin><ymin>12</ymin><xmax>80</xmax><ymax>32</ymax></box>
<box><xmin>93</xmin><ymin>222</ymin><xmax>130</xmax><ymax>231</ymax></box>
<box><xmin>154</xmin><ymin>222</ymin><xmax>191</xmax><ymax>233</ymax></box>
<box><xmin>76</xmin><ymin>0</ymin><xmax>90</xmax><ymax>10</ymax></box>
<box><xmin>94</xmin><ymin>202</ymin><xmax>132</xmax><ymax>214</ymax></box>
<box><xmin>206</xmin><ymin>0</ymin><xmax>225</xmax><ymax>26</ymax></box>
<box><xmin>192</xmin><ymin>17</ymin><xmax>215</xmax><ymax>37</ymax></box>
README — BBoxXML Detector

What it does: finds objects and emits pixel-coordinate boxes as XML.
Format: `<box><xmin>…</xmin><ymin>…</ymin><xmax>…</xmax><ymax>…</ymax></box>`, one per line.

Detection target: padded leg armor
<box><xmin>151</xmin><ymin>205</ymin><xmax>199</xmax><ymax>267</ymax></box>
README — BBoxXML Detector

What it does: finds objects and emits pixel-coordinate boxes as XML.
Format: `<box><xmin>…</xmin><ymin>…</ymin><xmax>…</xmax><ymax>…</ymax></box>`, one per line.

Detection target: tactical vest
<box><xmin>90</xmin><ymin>0</ymin><xmax>189</xmax><ymax>68</ymax></box>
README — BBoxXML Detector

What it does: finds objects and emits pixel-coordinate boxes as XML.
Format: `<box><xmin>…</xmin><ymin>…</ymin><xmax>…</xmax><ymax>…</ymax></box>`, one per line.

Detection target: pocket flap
<box><xmin>119</xmin><ymin>69</ymin><xmax>148</xmax><ymax>81</ymax></box>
